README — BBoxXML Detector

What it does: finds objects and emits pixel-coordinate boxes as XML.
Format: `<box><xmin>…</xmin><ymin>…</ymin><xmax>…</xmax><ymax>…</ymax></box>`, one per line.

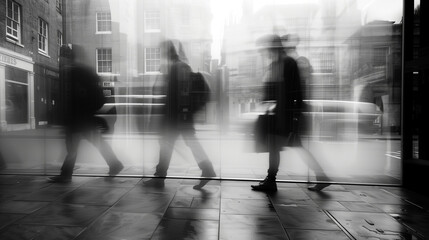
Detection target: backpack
<box><xmin>76</xmin><ymin>65</ymin><xmax>106</xmax><ymax>114</ymax></box>
<box><xmin>189</xmin><ymin>71</ymin><xmax>211</xmax><ymax>113</ymax></box>
<box><xmin>64</xmin><ymin>64</ymin><xmax>106</xmax><ymax>118</ymax></box>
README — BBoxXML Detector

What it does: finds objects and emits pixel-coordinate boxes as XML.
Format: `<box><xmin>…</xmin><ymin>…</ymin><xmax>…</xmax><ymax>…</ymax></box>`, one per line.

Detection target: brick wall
<box><xmin>0</xmin><ymin>0</ymin><xmax>63</xmax><ymax>69</ymax></box>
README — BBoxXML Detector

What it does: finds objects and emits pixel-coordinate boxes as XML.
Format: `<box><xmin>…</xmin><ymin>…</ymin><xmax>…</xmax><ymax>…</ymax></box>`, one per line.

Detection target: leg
<box><xmin>267</xmin><ymin>143</ymin><xmax>280</xmax><ymax>180</ymax></box>
<box><xmin>296</xmin><ymin>147</ymin><xmax>329</xmax><ymax>180</ymax></box>
<box><xmin>48</xmin><ymin>130</ymin><xmax>81</xmax><ymax>183</ymax></box>
<box><xmin>89</xmin><ymin>131</ymin><xmax>123</xmax><ymax>176</ymax></box>
<box><xmin>0</xmin><ymin>151</ymin><xmax>5</xmax><ymax>170</ymax></box>
<box><xmin>296</xmin><ymin>147</ymin><xmax>331</xmax><ymax>191</ymax></box>
<box><xmin>183</xmin><ymin>131</ymin><xmax>216</xmax><ymax>189</ymax></box>
<box><xmin>0</xmin><ymin>136</ymin><xmax>4</xmax><ymax>170</ymax></box>
<box><xmin>143</xmin><ymin>131</ymin><xmax>178</xmax><ymax>188</ymax></box>
<box><xmin>252</xmin><ymin>134</ymin><xmax>279</xmax><ymax>192</ymax></box>
<box><xmin>155</xmin><ymin>132</ymin><xmax>178</xmax><ymax>177</ymax></box>
<box><xmin>60</xmin><ymin>131</ymin><xmax>82</xmax><ymax>176</ymax></box>
<box><xmin>182</xmin><ymin>131</ymin><xmax>209</xmax><ymax>165</ymax></box>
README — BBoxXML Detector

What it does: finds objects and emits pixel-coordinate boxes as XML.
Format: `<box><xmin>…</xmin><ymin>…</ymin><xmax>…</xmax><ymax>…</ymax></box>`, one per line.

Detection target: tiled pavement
<box><xmin>0</xmin><ymin>175</ymin><xmax>428</xmax><ymax>239</ymax></box>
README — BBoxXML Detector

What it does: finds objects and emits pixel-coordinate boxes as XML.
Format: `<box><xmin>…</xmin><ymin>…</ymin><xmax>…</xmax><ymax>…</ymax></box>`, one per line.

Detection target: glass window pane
<box><xmin>2</xmin><ymin>0</ymin><xmax>405</xmax><ymax>187</ymax></box>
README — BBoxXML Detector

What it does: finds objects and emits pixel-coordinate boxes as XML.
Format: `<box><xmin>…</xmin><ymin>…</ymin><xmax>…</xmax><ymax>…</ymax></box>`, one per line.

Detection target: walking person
<box><xmin>281</xmin><ymin>33</ymin><xmax>331</xmax><ymax>191</ymax></box>
<box><xmin>0</xmin><ymin>151</ymin><xmax>5</xmax><ymax>170</ymax></box>
<box><xmin>251</xmin><ymin>34</ymin><xmax>330</xmax><ymax>192</ymax></box>
<box><xmin>48</xmin><ymin>45</ymin><xmax>123</xmax><ymax>183</ymax></box>
<box><xmin>148</xmin><ymin>39</ymin><xmax>216</xmax><ymax>189</ymax></box>
<box><xmin>281</xmin><ymin>34</ymin><xmax>313</xmax><ymax>98</ymax></box>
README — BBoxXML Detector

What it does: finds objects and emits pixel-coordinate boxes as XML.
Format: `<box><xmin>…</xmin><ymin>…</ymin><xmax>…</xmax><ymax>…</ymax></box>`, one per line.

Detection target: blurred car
<box><xmin>302</xmin><ymin>100</ymin><xmax>382</xmax><ymax>138</ymax></box>
<box><xmin>235</xmin><ymin>100</ymin><xmax>382</xmax><ymax>139</ymax></box>
<box><xmin>95</xmin><ymin>94</ymin><xmax>165</xmax><ymax>134</ymax></box>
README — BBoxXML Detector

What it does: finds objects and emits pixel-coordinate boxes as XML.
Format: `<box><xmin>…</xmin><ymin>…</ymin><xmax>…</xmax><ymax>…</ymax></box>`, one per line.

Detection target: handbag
<box><xmin>254</xmin><ymin>112</ymin><xmax>275</xmax><ymax>152</ymax></box>
<box><xmin>254</xmin><ymin>112</ymin><xmax>302</xmax><ymax>152</ymax></box>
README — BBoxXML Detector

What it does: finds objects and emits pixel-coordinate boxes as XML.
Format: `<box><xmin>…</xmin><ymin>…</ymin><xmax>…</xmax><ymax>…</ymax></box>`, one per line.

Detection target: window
<box><xmin>6</xmin><ymin>0</ymin><xmax>21</xmax><ymax>43</ymax></box>
<box><xmin>145</xmin><ymin>48</ymin><xmax>160</xmax><ymax>73</ymax></box>
<box><xmin>38</xmin><ymin>18</ymin><xmax>49</xmax><ymax>54</ymax></box>
<box><xmin>56</xmin><ymin>0</ymin><xmax>62</xmax><ymax>14</ymax></box>
<box><xmin>57</xmin><ymin>31</ymin><xmax>63</xmax><ymax>46</ymax></box>
<box><xmin>97</xmin><ymin>48</ymin><xmax>112</xmax><ymax>73</ymax></box>
<box><xmin>310</xmin><ymin>47</ymin><xmax>335</xmax><ymax>73</ymax></box>
<box><xmin>144</xmin><ymin>11</ymin><xmax>160</xmax><ymax>32</ymax></box>
<box><xmin>96</xmin><ymin>12</ymin><xmax>112</xmax><ymax>33</ymax></box>
<box><xmin>5</xmin><ymin>67</ymin><xmax>29</xmax><ymax>124</ymax></box>
<box><xmin>373</xmin><ymin>47</ymin><xmax>389</xmax><ymax>68</ymax></box>
<box><xmin>57</xmin><ymin>31</ymin><xmax>62</xmax><ymax>61</ymax></box>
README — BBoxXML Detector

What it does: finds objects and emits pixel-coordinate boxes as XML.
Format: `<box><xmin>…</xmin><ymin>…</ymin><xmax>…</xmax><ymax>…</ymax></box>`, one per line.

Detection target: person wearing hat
<box><xmin>252</xmin><ymin>34</ymin><xmax>330</xmax><ymax>192</ymax></box>
<box><xmin>251</xmin><ymin>34</ymin><xmax>303</xmax><ymax>192</ymax></box>
<box><xmin>251</xmin><ymin>34</ymin><xmax>331</xmax><ymax>192</ymax></box>
<box><xmin>281</xmin><ymin>34</ymin><xmax>331</xmax><ymax>191</ymax></box>
<box><xmin>281</xmin><ymin>34</ymin><xmax>313</xmax><ymax>99</ymax></box>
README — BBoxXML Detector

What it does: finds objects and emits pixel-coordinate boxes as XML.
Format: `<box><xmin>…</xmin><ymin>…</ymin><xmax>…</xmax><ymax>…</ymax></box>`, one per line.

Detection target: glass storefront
<box><xmin>0</xmin><ymin>0</ymin><xmax>408</xmax><ymax>185</ymax></box>
<box><xmin>5</xmin><ymin>67</ymin><xmax>28</xmax><ymax>124</ymax></box>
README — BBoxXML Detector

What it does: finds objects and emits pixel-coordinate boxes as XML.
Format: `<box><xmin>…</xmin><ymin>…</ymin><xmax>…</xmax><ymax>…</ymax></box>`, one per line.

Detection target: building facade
<box><xmin>64</xmin><ymin>0</ymin><xmax>138</xmax><ymax>87</ymax></box>
<box><xmin>347</xmin><ymin>21</ymin><xmax>402</xmax><ymax>133</ymax></box>
<box><xmin>62</xmin><ymin>0</ymin><xmax>213</xmax><ymax>132</ymax></box>
<box><xmin>0</xmin><ymin>0</ymin><xmax>63</xmax><ymax>131</ymax></box>
<box><xmin>221</xmin><ymin>0</ymin><xmax>402</xmax><ymax>134</ymax></box>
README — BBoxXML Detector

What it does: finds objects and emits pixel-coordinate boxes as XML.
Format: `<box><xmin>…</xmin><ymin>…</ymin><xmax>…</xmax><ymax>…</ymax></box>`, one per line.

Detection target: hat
<box><xmin>256</xmin><ymin>34</ymin><xmax>284</xmax><ymax>49</ymax></box>
<box><xmin>281</xmin><ymin>34</ymin><xmax>300</xmax><ymax>48</ymax></box>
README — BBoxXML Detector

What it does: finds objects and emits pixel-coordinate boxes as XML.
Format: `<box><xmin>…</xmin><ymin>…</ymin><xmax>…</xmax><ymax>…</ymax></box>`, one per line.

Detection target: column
<box><xmin>0</xmin><ymin>63</ymin><xmax>6</xmax><ymax>131</ymax></box>
<box><xmin>28</xmin><ymin>72</ymin><xmax>35</xmax><ymax>129</ymax></box>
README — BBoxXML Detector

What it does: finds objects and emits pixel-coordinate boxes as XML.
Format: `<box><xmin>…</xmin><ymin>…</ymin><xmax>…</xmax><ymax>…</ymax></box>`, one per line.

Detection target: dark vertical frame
<box><xmin>401</xmin><ymin>0</ymin><xmax>414</xmax><ymax>188</ymax></box>
<box><xmin>402</xmin><ymin>0</ymin><xmax>429</xmax><ymax>194</ymax></box>
<box><xmin>401</xmin><ymin>0</ymin><xmax>414</xmax><ymax>162</ymax></box>
<box><xmin>419</xmin><ymin>0</ymin><xmax>429</xmax><ymax>160</ymax></box>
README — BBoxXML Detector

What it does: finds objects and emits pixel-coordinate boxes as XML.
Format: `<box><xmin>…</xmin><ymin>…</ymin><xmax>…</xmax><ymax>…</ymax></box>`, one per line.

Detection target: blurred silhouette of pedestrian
<box><xmin>281</xmin><ymin>34</ymin><xmax>313</xmax><ymax>99</ymax></box>
<box><xmin>147</xmin><ymin>39</ymin><xmax>215</xmax><ymax>189</ymax></box>
<box><xmin>0</xmin><ymin>151</ymin><xmax>5</xmax><ymax>170</ymax></box>
<box><xmin>48</xmin><ymin>45</ymin><xmax>123</xmax><ymax>183</ymax></box>
<box><xmin>282</xmin><ymin>34</ymin><xmax>331</xmax><ymax>191</ymax></box>
<box><xmin>251</xmin><ymin>34</ymin><xmax>330</xmax><ymax>192</ymax></box>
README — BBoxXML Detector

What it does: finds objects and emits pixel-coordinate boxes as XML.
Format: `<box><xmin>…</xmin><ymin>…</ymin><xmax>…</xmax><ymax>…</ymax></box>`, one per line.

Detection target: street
<box><xmin>0</xmin><ymin>125</ymin><xmax>401</xmax><ymax>185</ymax></box>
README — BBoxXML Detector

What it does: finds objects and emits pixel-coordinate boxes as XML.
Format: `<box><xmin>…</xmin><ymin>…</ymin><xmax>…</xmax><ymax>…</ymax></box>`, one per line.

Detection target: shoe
<box><xmin>108</xmin><ymin>162</ymin><xmax>124</xmax><ymax>176</ymax></box>
<box><xmin>194</xmin><ymin>161</ymin><xmax>216</xmax><ymax>190</ymax></box>
<box><xmin>47</xmin><ymin>175</ymin><xmax>72</xmax><ymax>183</ymax></box>
<box><xmin>154</xmin><ymin>171</ymin><xmax>166</xmax><ymax>178</ymax></box>
<box><xmin>251</xmin><ymin>177</ymin><xmax>277</xmax><ymax>192</ymax></box>
<box><xmin>143</xmin><ymin>178</ymin><xmax>165</xmax><ymax>188</ymax></box>
<box><xmin>308</xmin><ymin>183</ymin><xmax>331</xmax><ymax>191</ymax></box>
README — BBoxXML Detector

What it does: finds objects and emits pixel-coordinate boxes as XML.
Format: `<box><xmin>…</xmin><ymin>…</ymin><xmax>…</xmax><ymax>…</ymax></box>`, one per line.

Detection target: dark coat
<box><xmin>155</xmin><ymin>59</ymin><xmax>194</xmax><ymax>131</ymax></box>
<box><xmin>264</xmin><ymin>56</ymin><xmax>303</xmax><ymax>138</ymax></box>
<box><xmin>61</xmin><ymin>63</ymin><xmax>105</xmax><ymax>131</ymax></box>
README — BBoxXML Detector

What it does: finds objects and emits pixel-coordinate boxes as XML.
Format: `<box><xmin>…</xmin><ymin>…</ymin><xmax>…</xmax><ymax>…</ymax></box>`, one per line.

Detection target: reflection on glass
<box><xmin>0</xmin><ymin>0</ymin><xmax>405</xmax><ymax>185</ymax></box>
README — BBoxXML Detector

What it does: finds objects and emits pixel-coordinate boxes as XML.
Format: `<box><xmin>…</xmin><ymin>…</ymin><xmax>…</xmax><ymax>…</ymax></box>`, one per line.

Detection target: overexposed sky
<box><xmin>210</xmin><ymin>0</ymin><xmax>405</xmax><ymax>61</ymax></box>
<box><xmin>358</xmin><ymin>0</ymin><xmax>403</xmax><ymax>24</ymax></box>
<box><xmin>210</xmin><ymin>0</ymin><xmax>243</xmax><ymax>61</ymax></box>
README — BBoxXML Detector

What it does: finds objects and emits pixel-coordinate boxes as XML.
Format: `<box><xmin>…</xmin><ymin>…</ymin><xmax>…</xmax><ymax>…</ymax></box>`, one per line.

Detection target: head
<box><xmin>281</xmin><ymin>34</ymin><xmax>300</xmax><ymax>50</ymax></box>
<box><xmin>161</xmin><ymin>39</ymin><xmax>188</xmax><ymax>64</ymax></box>
<box><xmin>256</xmin><ymin>34</ymin><xmax>284</xmax><ymax>61</ymax></box>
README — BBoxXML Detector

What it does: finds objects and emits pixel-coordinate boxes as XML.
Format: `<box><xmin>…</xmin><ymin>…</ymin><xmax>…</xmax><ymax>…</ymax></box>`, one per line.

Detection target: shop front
<box><xmin>0</xmin><ymin>47</ymin><xmax>34</xmax><ymax>131</ymax></box>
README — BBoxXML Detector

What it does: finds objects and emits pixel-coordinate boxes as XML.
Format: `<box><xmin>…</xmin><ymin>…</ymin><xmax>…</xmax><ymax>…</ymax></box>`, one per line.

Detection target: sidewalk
<box><xmin>0</xmin><ymin>175</ymin><xmax>428</xmax><ymax>239</ymax></box>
